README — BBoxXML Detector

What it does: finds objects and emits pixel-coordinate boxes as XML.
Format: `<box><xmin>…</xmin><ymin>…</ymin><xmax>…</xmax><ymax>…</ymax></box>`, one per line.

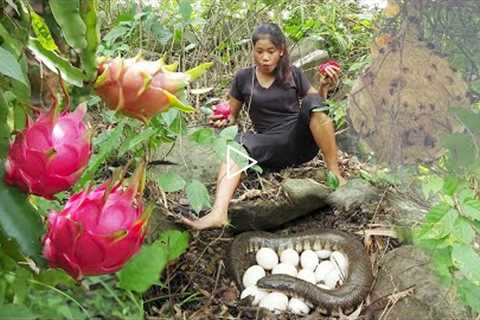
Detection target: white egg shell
<box><xmin>242</xmin><ymin>265</ymin><xmax>266</xmax><ymax>288</ymax></box>
<box><xmin>272</xmin><ymin>263</ymin><xmax>298</xmax><ymax>277</ymax></box>
<box><xmin>280</xmin><ymin>249</ymin><xmax>299</xmax><ymax>267</ymax></box>
<box><xmin>323</xmin><ymin>268</ymin><xmax>341</xmax><ymax>289</ymax></box>
<box><xmin>256</xmin><ymin>247</ymin><xmax>279</xmax><ymax>270</ymax></box>
<box><xmin>314</xmin><ymin>260</ymin><xmax>336</xmax><ymax>283</ymax></box>
<box><xmin>330</xmin><ymin>251</ymin><xmax>349</xmax><ymax>278</ymax></box>
<box><xmin>240</xmin><ymin>286</ymin><xmax>268</xmax><ymax>306</ymax></box>
<box><xmin>288</xmin><ymin>297</ymin><xmax>310</xmax><ymax>315</ymax></box>
<box><xmin>297</xmin><ymin>269</ymin><xmax>316</xmax><ymax>284</ymax></box>
<box><xmin>300</xmin><ymin>250</ymin><xmax>319</xmax><ymax>270</ymax></box>
<box><xmin>259</xmin><ymin>292</ymin><xmax>289</xmax><ymax>312</ymax></box>
<box><xmin>316</xmin><ymin>249</ymin><xmax>332</xmax><ymax>259</ymax></box>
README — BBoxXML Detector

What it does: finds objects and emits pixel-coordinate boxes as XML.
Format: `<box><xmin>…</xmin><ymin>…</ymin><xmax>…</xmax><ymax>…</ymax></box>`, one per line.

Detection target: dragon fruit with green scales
<box><xmin>4</xmin><ymin>103</ymin><xmax>92</xmax><ymax>199</ymax></box>
<box><xmin>42</xmin><ymin>163</ymin><xmax>150</xmax><ymax>280</ymax></box>
<box><xmin>94</xmin><ymin>54</ymin><xmax>213</xmax><ymax>123</ymax></box>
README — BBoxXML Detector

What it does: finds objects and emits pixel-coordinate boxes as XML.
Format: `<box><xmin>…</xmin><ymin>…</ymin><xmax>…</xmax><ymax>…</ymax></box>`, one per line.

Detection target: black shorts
<box><xmin>235</xmin><ymin>95</ymin><xmax>325</xmax><ymax>171</ymax></box>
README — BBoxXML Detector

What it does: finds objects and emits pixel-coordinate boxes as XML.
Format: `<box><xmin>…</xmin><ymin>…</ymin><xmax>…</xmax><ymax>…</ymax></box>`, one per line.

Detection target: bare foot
<box><xmin>179</xmin><ymin>210</ymin><xmax>229</xmax><ymax>230</ymax></box>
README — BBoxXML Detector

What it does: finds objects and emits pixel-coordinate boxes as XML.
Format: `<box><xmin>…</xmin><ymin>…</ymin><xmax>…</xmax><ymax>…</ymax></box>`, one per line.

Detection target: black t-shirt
<box><xmin>229</xmin><ymin>65</ymin><xmax>312</xmax><ymax>133</ymax></box>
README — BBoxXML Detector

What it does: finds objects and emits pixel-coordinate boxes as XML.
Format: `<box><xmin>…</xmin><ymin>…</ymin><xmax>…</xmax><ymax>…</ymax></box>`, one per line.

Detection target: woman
<box><xmin>181</xmin><ymin>23</ymin><xmax>345</xmax><ymax>230</ymax></box>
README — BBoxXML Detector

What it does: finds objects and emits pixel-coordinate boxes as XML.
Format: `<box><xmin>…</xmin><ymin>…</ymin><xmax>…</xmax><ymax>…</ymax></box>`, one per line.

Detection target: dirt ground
<box><xmin>143</xmin><ymin>154</ymin><xmax>401</xmax><ymax>320</ymax></box>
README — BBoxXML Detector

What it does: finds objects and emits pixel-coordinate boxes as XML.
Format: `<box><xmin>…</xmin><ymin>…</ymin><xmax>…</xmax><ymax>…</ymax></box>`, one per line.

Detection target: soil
<box><xmin>142</xmin><ymin>154</ymin><xmax>401</xmax><ymax>320</ymax></box>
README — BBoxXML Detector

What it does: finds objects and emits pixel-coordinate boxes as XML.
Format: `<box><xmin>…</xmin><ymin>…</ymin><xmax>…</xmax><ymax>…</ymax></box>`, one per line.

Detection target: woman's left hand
<box><xmin>319</xmin><ymin>64</ymin><xmax>340</xmax><ymax>94</ymax></box>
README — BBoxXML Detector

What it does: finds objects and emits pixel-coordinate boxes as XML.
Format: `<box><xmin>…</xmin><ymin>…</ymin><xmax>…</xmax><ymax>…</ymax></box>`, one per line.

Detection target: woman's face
<box><xmin>253</xmin><ymin>38</ymin><xmax>283</xmax><ymax>75</ymax></box>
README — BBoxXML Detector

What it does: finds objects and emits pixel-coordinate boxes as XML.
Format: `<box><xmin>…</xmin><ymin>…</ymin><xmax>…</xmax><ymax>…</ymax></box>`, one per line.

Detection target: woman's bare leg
<box><xmin>180</xmin><ymin>161</ymin><xmax>243</xmax><ymax>230</ymax></box>
<box><xmin>309</xmin><ymin>112</ymin><xmax>347</xmax><ymax>185</ymax></box>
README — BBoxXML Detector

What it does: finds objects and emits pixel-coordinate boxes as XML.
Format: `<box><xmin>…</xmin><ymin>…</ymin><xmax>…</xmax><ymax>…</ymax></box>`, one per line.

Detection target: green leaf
<box><xmin>0</xmin><ymin>304</ymin><xmax>37</xmax><ymax>320</ymax></box>
<box><xmin>103</xmin><ymin>25</ymin><xmax>130</xmax><ymax>43</ymax></box>
<box><xmin>0</xmin><ymin>167</ymin><xmax>44</xmax><ymax>263</ymax></box>
<box><xmin>421</xmin><ymin>175</ymin><xmax>443</xmax><ymax>199</ymax></box>
<box><xmin>49</xmin><ymin>0</ymin><xmax>87</xmax><ymax>50</ymax></box>
<box><xmin>30</xmin><ymin>11</ymin><xmax>58</xmax><ymax>52</ymax></box>
<box><xmin>28</xmin><ymin>38</ymin><xmax>84</xmax><ymax>87</ymax></box>
<box><xmin>35</xmin><ymin>268</ymin><xmax>74</xmax><ymax>287</ymax></box>
<box><xmin>118</xmin><ymin>127</ymin><xmax>156</xmax><ymax>157</ymax></box>
<box><xmin>185</xmin><ymin>179</ymin><xmax>211</xmax><ymax>213</ymax></box>
<box><xmin>457</xmin><ymin>278</ymin><xmax>480</xmax><ymax>312</ymax></box>
<box><xmin>419</xmin><ymin>208</ymin><xmax>458</xmax><ymax>240</ymax></box>
<box><xmin>179</xmin><ymin>0</ymin><xmax>193</xmax><ymax>21</ymax></box>
<box><xmin>426</xmin><ymin>203</ymin><xmax>451</xmax><ymax>224</ymax></box>
<box><xmin>75</xmin><ymin>120</ymin><xmax>125</xmax><ymax>190</ymax></box>
<box><xmin>0</xmin><ymin>92</ymin><xmax>10</xmax><ymax>159</ymax></box>
<box><xmin>219</xmin><ymin>125</ymin><xmax>238</xmax><ymax>140</ymax></box>
<box><xmin>441</xmin><ymin>133</ymin><xmax>477</xmax><ymax>174</ymax></box>
<box><xmin>155</xmin><ymin>229</ymin><xmax>189</xmax><ymax>261</ymax></box>
<box><xmin>162</xmin><ymin>108</ymin><xmax>179</xmax><ymax>126</ymax></box>
<box><xmin>157</xmin><ymin>172</ymin><xmax>186</xmax><ymax>192</ymax></box>
<box><xmin>0</xmin><ymin>21</ymin><xmax>23</xmax><ymax>57</ymax></box>
<box><xmin>452</xmin><ymin>244</ymin><xmax>480</xmax><ymax>283</ymax></box>
<box><xmin>190</xmin><ymin>127</ymin><xmax>215</xmax><ymax>145</ymax></box>
<box><xmin>227</xmin><ymin>141</ymin><xmax>249</xmax><ymax>170</ymax></box>
<box><xmin>462</xmin><ymin>199</ymin><xmax>480</xmax><ymax>221</ymax></box>
<box><xmin>0</xmin><ymin>47</ymin><xmax>28</xmax><ymax>85</ymax></box>
<box><xmin>431</xmin><ymin>247</ymin><xmax>453</xmax><ymax>285</ymax></box>
<box><xmin>326</xmin><ymin>171</ymin><xmax>340</xmax><ymax>190</ymax></box>
<box><xmin>442</xmin><ymin>176</ymin><xmax>459</xmax><ymax>196</ymax></box>
<box><xmin>450</xmin><ymin>217</ymin><xmax>475</xmax><ymax>244</ymax></box>
<box><xmin>117</xmin><ymin>243</ymin><xmax>168</xmax><ymax>293</ymax></box>
<box><xmin>79</xmin><ymin>0</ymin><xmax>100</xmax><ymax>81</ymax></box>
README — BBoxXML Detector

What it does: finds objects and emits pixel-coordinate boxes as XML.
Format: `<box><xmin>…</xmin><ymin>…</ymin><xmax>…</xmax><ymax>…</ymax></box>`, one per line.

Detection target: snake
<box><xmin>226</xmin><ymin>229</ymin><xmax>373</xmax><ymax>315</ymax></box>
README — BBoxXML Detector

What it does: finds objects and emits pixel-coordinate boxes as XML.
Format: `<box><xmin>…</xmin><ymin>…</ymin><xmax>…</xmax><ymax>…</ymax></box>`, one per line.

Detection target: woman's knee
<box><xmin>309</xmin><ymin>111</ymin><xmax>332</xmax><ymax>127</ymax></box>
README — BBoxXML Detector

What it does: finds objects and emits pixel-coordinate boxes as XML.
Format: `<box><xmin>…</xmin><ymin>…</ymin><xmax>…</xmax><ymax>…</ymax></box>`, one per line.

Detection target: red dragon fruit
<box><xmin>94</xmin><ymin>55</ymin><xmax>213</xmax><ymax>123</ymax></box>
<box><xmin>212</xmin><ymin>101</ymin><xmax>231</xmax><ymax>120</ymax></box>
<box><xmin>42</xmin><ymin>163</ymin><xmax>150</xmax><ymax>280</ymax></box>
<box><xmin>318</xmin><ymin>59</ymin><xmax>341</xmax><ymax>76</ymax></box>
<box><xmin>4</xmin><ymin>103</ymin><xmax>92</xmax><ymax>199</ymax></box>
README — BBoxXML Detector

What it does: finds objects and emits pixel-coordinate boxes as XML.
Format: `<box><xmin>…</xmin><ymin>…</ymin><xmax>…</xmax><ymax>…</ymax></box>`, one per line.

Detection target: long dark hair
<box><xmin>252</xmin><ymin>23</ymin><xmax>292</xmax><ymax>86</ymax></box>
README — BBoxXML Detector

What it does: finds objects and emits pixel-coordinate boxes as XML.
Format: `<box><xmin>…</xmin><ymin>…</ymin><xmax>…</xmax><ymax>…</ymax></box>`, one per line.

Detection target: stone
<box><xmin>289</xmin><ymin>35</ymin><xmax>327</xmax><ymax>62</ymax></box>
<box><xmin>371</xmin><ymin>246</ymin><xmax>469</xmax><ymax>320</ymax></box>
<box><xmin>149</xmin><ymin>131</ymin><xmax>221</xmax><ymax>185</ymax></box>
<box><xmin>228</xmin><ymin>178</ymin><xmax>330</xmax><ymax>233</ymax></box>
<box><xmin>326</xmin><ymin>178</ymin><xmax>379</xmax><ymax>211</ymax></box>
<box><xmin>386</xmin><ymin>191</ymin><xmax>430</xmax><ymax>227</ymax></box>
<box><xmin>293</xmin><ymin>50</ymin><xmax>329</xmax><ymax>86</ymax></box>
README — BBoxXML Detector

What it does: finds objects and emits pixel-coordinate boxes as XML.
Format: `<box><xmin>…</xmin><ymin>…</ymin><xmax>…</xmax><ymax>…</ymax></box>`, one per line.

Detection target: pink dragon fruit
<box><xmin>318</xmin><ymin>59</ymin><xmax>341</xmax><ymax>76</ymax></box>
<box><xmin>95</xmin><ymin>55</ymin><xmax>213</xmax><ymax>123</ymax></box>
<box><xmin>4</xmin><ymin>103</ymin><xmax>92</xmax><ymax>199</ymax></box>
<box><xmin>42</xmin><ymin>163</ymin><xmax>150</xmax><ymax>279</ymax></box>
<box><xmin>212</xmin><ymin>101</ymin><xmax>231</xmax><ymax>120</ymax></box>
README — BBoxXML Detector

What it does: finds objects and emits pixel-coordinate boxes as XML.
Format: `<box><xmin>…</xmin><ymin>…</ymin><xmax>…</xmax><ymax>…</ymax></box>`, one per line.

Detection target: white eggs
<box><xmin>330</xmin><ymin>251</ymin><xmax>349</xmax><ymax>279</ymax></box>
<box><xmin>259</xmin><ymin>292</ymin><xmax>289</xmax><ymax>312</ymax></box>
<box><xmin>300</xmin><ymin>250</ymin><xmax>319</xmax><ymax>271</ymax></box>
<box><xmin>296</xmin><ymin>269</ymin><xmax>316</xmax><ymax>284</ymax></box>
<box><xmin>240</xmin><ymin>244</ymin><xmax>351</xmax><ymax>315</ymax></box>
<box><xmin>242</xmin><ymin>265</ymin><xmax>266</xmax><ymax>288</ymax></box>
<box><xmin>288</xmin><ymin>297</ymin><xmax>310</xmax><ymax>315</ymax></box>
<box><xmin>240</xmin><ymin>286</ymin><xmax>269</xmax><ymax>306</ymax></box>
<box><xmin>272</xmin><ymin>263</ymin><xmax>298</xmax><ymax>277</ymax></box>
<box><xmin>314</xmin><ymin>260</ymin><xmax>336</xmax><ymax>283</ymax></box>
<box><xmin>316</xmin><ymin>249</ymin><xmax>332</xmax><ymax>259</ymax></box>
<box><xmin>280</xmin><ymin>249</ymin><xmax>299</xmax><ymax>267</ymax></box>
<box><xmin>256</xmin><ymin>247</ymin><xmax>279</xmax><ymax>270</ymax></box>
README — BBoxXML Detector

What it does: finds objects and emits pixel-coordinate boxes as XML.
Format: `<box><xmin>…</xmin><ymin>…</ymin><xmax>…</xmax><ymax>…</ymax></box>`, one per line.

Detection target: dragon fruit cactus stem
<box><xmin>42</xmin><ymin>162</ymin><xmax>151</xmax><ymax>280</ymax></box>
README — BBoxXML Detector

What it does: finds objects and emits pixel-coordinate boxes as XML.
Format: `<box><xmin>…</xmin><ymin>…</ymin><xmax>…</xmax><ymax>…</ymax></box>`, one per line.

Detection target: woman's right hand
<box><xmin>208</xmin><ymin>114</ymin><xmax>233</xmax><ymax>128</ymax></box>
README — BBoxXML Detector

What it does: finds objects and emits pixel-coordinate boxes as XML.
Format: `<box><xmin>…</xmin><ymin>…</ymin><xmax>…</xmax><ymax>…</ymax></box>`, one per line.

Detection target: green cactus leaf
<box><xmin>79</xmin><ymin>0</ymin><xmax>100</xmax><ymax>81</ymax></box>
<box><xmin>185</xmin><ymin>62</ymin><xmax>214</xmax><ymax>81</ymax></box>
<box><xmin>28</xmin><ymin>37</ymin><xmax>84</xmax><ymax>87</ymax></box>
<box><xmin>48</xmin><ymin>0</ymin><xmax>87</xmax><ymax>50</ymax></box>
<box><xmin>30</xmin><ymin>11</ymin><xmax>58</xmax><ymax>52</ymax></box>
<box><xmin>0</xmin><ymin>92</ymin><xmax>10</xmax><ymax>159</ymax></box>
<box><xmin>0</xmin><ymin>167</ymin><xmax>45</xmax><ymax>264</ymax></box>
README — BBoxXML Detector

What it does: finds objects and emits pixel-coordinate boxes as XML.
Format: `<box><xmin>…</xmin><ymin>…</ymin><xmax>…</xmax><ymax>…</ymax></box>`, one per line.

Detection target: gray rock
<box><xmin>293</xmin><ymin>50</ymin><xmax>329</xmax><ymax>86</ymax></box>
<box><xmin>289</xmin><ymin>35</ymin><xmax>327</xmax><ymax>62</ymax></box>
<box><xmin>327</xmin><ymin>178</ymin><xmax>379</xmax><ymax>211</ymax></box>
<box><xmin>386</xmin><ymin>191</ymin><xmax>430</xmax><ymax>227</ymax></box>
<box><xmin>149</xmin><ymin>133</ymin><xmax>221</xmax><ymax>185</ymax></box>
<box><xmin>228</xmin><ymin>178</ymin><xmax>330</xmax><ymax>233</ymax></box>
<box><xmin>371</xmin><ymin>246</ymin><xmax>470</xmax><ymax>320</ymax></box>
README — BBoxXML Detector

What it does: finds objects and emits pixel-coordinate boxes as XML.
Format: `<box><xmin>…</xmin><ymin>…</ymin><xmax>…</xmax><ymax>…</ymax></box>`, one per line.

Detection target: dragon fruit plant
<box><xmin>4</xmin><ymin>103</ymin><xmax>92</xmax><ymax>199</ymax></box>
<box><xmin>42</xmin><ymin>162</ymin><xmax>151</xmax><ymax>280</ymax></box>
<box><xmin>94</xmin><ymin>54</ymin><xmax>213</xmax><ymax>123</ymax></box>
